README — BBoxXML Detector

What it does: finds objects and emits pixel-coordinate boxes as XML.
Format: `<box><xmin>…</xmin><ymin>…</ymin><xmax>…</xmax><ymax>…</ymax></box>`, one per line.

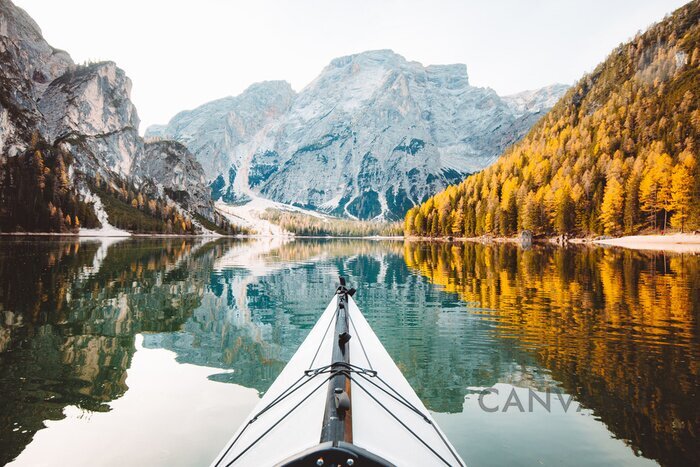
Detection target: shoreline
<box><xmin>2</xmin><ymin>231</ymin><xmax>699</xmax><ymax>253</ymax></box>
<box><xmin>592</xmin><ymin>233</ymin><xmax>700</xmax><ymax>254</ymax></box>
<box><xmin>404</xmin><ymin>232</ymin><xmax>700</xmax><ymax>254</ymax></box>
<box><xmin>0</xmin><ymin>232</ymin><xmax>233</xmax><ymax>239</ymax></box>
<box><xmin>0</xmin><ymin>231</ymin><xmax>405</xmax><ymax>240</ymax></box>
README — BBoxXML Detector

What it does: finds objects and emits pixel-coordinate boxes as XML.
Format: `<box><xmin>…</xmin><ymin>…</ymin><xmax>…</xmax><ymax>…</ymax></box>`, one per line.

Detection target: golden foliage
<box><xmin>406</xmin><ymin>2</ymin><xmax>700</xmax><ymax>238</ymax></box>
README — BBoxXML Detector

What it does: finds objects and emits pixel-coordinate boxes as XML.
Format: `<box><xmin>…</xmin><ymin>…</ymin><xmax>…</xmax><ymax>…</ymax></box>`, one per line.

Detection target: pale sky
<box><xmin>13</xmin><ymin>0</ymin><xmax>689</xmax><ymax>132</ymax></box>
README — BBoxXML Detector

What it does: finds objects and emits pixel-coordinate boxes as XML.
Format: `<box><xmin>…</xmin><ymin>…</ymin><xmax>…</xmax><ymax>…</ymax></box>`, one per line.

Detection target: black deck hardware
<box><xmin>320</xmin><ymin>277</ymin><xmax>354</xmax><ymax>445</ymax></box>
<box><xmin>338</xmin><ymin>331</ymin><xmax>351</xmax><ymax>350</ymax></box>
<box><xmin>278</xmin><ymin>441</ymin><xmax>393</xmax><ymax>467</ymax></box>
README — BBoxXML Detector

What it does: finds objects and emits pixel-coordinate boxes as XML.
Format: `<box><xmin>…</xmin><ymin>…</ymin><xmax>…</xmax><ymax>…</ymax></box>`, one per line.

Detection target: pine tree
<box><xmin>656</xmin><ymin>154</ymin><xmax>674</xmax><ymax>231</ymax></box>
<box><xmin>670</xmin><ymin>164</ymin><xmax>692</xmax><ymax>231</ymax></box>
<box><xmin>451</xmin><ymin>199</ymin><xmax>464</xmax><ymax>236</ymax></box>
<box><xmin>430</xmin><ymin>213</ymin><xmax>439</xmax><ymax>237</ymax></box>
<box><xmin>413</xmin><ymin>212</ymin><xmax>425</xmax><ymax>235</ymax></box>
<box><xmin>624</xmin><ymin>173</ymin><xmax>641</xmax><ymax>233</ymax></box>
<box><xmin>405</xmin><ymin>208</ymin><xmax>416</xmax><ymax>235</ymax></box>
<box><xmin>639</xmin><ymin>170</ymin><xmax>659</xmax><ymax>230</ymax></box>
<box><xmin>554</xmin><ymin>187</ymin><xmax>575</xmax><ymax>235</ymax></box>
<box><xmin>600</xmin><ymin>178</ymin><xmax>625</xmax><ymax>234</ymax></box>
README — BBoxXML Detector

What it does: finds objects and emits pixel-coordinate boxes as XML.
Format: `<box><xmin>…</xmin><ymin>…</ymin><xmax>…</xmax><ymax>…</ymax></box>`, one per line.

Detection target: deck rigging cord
<box><xmin>215</xmin><ymin>362</ymin><xmax>462</xmax><ymax>466</ymax></box>
<box><xmin>213</xmin><ymin>279</ymin><xmax>463</xmax><ymax>466</ymax></box>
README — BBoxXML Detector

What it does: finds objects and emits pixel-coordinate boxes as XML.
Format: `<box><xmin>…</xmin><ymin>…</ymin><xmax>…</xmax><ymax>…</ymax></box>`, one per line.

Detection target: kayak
<box><xmin>211</xmin><ymin>278</ymin><xmax>465</xmax><ymax>466</ymax></box>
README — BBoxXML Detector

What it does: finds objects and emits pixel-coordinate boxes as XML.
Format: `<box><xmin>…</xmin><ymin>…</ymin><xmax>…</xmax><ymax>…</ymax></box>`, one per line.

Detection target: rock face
<box><xmin>0</xmin><ymin>0</ymin><xmax>227</xmax><ymax>231</ymax></box>
<box><xmin>0</xmin><ymin>0</ymin><xmax>72</xmax><ymax>98</ymax></box>
<box><xmin>149</xmin><ymin>50</ymin><xmax>567</xmax><ymax>219</ymax></box>
<box><xmin>0</xmin><ymin>0</ymin><xmax>73</xmax><ymax>156</ymax></box>
<box><xmin>1</xmin><ymin>0</ymin><xmax>141</xmax><ymax>178</ymax></box>
<box><xmin>503</xmin><ymin>83</ymin><xmax>571</xmax><ymax>116</ymax></box>
<box><xmin>39</xmin><ymin>62</ymin><xmax>142</xmax><ymax>177</ymax></box>
<box><xmin>146</xmin><ymin>81</ymin><xmax>296</xmax><ymax>180</ymax></box>
<box><xmin>133</xmin><ymin>140</ymin><xmax>214</xmax><ymax>219</ymax></box>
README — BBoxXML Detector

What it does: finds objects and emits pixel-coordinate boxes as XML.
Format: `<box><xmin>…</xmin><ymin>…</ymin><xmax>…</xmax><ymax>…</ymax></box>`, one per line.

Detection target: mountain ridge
<box><xmin>147</xmin><ymin>49</ymin><xmax>568</xmax><ymax>220</ymax></box>
<box><xmin>0</xmin><ymin>0</ymin><xmax>235</xmax><ymax>234</ymax></box>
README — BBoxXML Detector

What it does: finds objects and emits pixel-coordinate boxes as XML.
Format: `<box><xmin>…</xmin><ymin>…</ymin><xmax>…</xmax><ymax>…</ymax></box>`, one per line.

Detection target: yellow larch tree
<box><xmin>600</xmin><ymin>178</ymin><xmax>625</xmax><ymax>234</ymax></box>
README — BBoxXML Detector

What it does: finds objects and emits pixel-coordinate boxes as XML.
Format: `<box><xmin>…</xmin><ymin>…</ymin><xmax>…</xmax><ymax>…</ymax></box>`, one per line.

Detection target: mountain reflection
<box><xmin>403</xmin><ymin>241</ymin><xmax>700</xmax><ymax>467</ymax></box>
<box><xmin>0</xmin><ymin>238</ymin><xmax>229</xmax><ymax>465</ymax></box>
<box><xmin>0</xmin><ymin>238</ymin><xmax>697</xmax><ymax>467</ymax></box>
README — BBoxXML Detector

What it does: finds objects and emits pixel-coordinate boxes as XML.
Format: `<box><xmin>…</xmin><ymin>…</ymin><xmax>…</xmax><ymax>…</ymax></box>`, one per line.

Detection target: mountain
<box><xmin>133</xmin><ymin>140</ymin><xmax>215</xmax><ymax>220</ymax></box>
<box><xmin>0</xmin><ymin>0</ymin><xmax>234</xmax><ymax>234</ymax></box>
<box><xmin>0</xmin><ymin>0</ymin><xmax>73</xmax><ymax>155</ymax></box>
<box><xmin>39</xmin><ymin>61</ymin><xmax>143</xmax><ymax>177</ymax></box>
<box><xmin>502</xmin><ymin>84</ymin><xmax>571</xmax><ymax>115</ymax></box>
<box><xmin>147</xmin><ymin>50</ymin><xmax>567</xmax><ymax>219</ymax></box>
<box><xmin>146</xmin><ymin>81</ymin><xmax>296</xmax><ymax>179</ymax></box>
<box><xmin>405</xmin><ymin>1</ymin><xmax>700</xmax><ymax>238</ymax></box>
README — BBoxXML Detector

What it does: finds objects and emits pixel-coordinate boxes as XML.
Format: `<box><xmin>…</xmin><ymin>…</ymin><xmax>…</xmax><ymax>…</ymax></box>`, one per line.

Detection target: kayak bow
<box><xmin>212</xmin><ymin>278</ymin><xmax>465</xmax><ymax>466</ymax></box>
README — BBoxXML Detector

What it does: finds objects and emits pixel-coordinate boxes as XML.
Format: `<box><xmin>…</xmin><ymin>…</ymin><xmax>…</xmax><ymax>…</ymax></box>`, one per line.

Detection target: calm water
<box><xmin>0</xmin><ymin>238</ymin><xmax>697</xmax><ymax>466</ymax></box>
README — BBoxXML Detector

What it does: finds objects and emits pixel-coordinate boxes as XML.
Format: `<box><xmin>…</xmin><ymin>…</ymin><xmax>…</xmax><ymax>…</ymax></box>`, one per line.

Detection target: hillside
<box><xmin>405</xmin><ymin>1</ymin><xmax>700</xmax><ymax>238</ymax></box>
<box><xmin>0</xmin><ymin>0</ymin><xmax>238</xmax><ymax>235</ymax></box>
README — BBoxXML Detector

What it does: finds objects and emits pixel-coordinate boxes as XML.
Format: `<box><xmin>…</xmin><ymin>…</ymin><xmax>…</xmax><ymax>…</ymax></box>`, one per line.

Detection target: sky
<box><xmin>13</xmin><ymin>0</ymin><xmax>689</xmax><ymax>132</ymax></box>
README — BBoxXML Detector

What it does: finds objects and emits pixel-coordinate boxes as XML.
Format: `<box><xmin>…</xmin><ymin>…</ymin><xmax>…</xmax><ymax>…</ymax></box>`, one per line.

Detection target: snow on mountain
<box><xmin>502</xmin><ymin>83</ymin><xmax>570</xmax><ymax>116</ymax></box>
<box><xmin>0</xmin><ymin>0</ymin><xmax>223</xmax><ymax>231</ymax></box>
<box><xmin>149</xmin><ymin>50</ymin><xmax>568</xmax><ymax>219</ymax></box>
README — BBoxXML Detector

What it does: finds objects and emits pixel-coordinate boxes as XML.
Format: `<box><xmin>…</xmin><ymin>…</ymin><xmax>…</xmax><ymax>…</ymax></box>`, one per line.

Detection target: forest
<box><xmin>88</xmin><ymin>175</ymin><xmax>244</xmax><ymax>235</ymax></box>
<box><xmin>261</xmin><ymin>209</ymin><xmax>402</xmax><ymax>237</ymax></box>
<box><xmin>0</xmin><ymin>140</ymin><xmax>100</xmax><ymax>233</ymax></box>
<box><xmin>0</xmin><ymin>135</ymin><xmax>242</xmax><ymax>235</ymax></box>
<box><xmin>405</xmin><ymin>2</ymin><xmax>700</xmax><ymax>238</ymax></box>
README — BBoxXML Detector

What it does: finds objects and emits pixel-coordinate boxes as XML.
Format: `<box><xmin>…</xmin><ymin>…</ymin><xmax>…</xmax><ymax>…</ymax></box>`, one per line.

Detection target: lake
<box><xmin>0</xmin><ymin>237</ymin><xmax>697</xmax><ymax>466</ymax></box>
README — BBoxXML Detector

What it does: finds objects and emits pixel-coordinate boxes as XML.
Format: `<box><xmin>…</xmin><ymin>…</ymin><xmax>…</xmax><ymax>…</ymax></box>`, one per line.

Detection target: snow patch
<box><xmin>190</xmin><ymin>216</ymin><xmax>222</xmax><ymax>237</ymax></box>
<box><xmin>77</xmin><ymin>236</ymin><xmax>127</xmax><ymax>279</ymax></box>
<box><xmin>216</xmin><ymin>195</ymin><xmax>330</xmax><ymax>237</ymax></box>
<box><xmin>78</xmin><ymin>189</ymin><xmax>131</xmax><ymax>237</ymax></box>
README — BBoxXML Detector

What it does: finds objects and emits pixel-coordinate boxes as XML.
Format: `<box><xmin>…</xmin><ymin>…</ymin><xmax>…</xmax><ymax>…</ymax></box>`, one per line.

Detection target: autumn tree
<box><xmin>553</xmin><ymin>186</ymin><xmax>575</xmax><ymax>235</ymax></box>
<box><xmin>405</xmin><ymin>2</ymin><xmax>700</xmax><ymax>238</ymax></box>
<box><xmin>670</xmin><ymin>164</ymin><xmax>692</xmax><ymax>231</ymax></box>
<box><xmin>600</xmin><ymin>178</ymin><xmax>625</xmax><ymax>234</ymax></box>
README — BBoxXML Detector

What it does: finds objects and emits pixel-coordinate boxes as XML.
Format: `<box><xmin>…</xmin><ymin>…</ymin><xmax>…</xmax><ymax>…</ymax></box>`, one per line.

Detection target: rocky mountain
<box><xmin>0</xmin><ymin>0</ymin><xmax>73</xmax><ymax>156</ymax></box>
<box><xmin>1</xmin><ymin>0</ymin><xmax>566</xmax><ymax>231</ymax></box>
<box><xmin>133</xmin><ymin>140</ymin><xmax>215</xmax><ymax>219</ymax></box>
<box><xmin>502</xmin><ymin>83</ymin><xmax>570</xmax><ymax>116</ymax></box>
<box><xmin>0</xmin><ymin>0</ymin><xmax>231</xmax><ymax>234</ymax></box>
<box><xmin>1</xmin><ymin>0</ymin><xmax>139</xmax><ymax>177</ymax></box>
<box><xmin>148</xmin><ymin>50</ymin><xmax>567</xmax><ymax>219</ymax></box>
<box><xmin>146</xmin><ymin>81</ymin><xmax>296</xmax><ymax>180</ymax></box>
<box><xmin>39</xmin><ymin>61</ymin><xmax>143</xmax><ymax>177</ymax></box>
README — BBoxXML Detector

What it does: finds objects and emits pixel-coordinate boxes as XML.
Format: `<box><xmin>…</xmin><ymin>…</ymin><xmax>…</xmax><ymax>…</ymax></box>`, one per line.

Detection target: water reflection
<box><xmin>404</xmin><ymin>241</ymin><xmax>700</xmax><ymax>466</ymax></box>
<box><xmin>0</xmin><ymin>238</ymin><xmax>697</xmax><ymax>467</ymax></box>
<box><xmin>0</xmin><ymin>238</ymin><xmax>229</xmax><ymax>464</ymax></box>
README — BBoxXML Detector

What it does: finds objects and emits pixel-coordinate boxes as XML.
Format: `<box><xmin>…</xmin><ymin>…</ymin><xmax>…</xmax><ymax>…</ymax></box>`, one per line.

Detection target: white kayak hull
<box><xmin>212</xmin><ymin>282</ymin><xmax>465</xmax><ymax>466</ymax></box>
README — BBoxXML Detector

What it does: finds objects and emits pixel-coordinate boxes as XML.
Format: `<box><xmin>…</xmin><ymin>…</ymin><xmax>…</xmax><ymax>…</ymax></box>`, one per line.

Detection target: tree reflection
<box><xmin>0</xmin><ymin>238</ymin><xmax>229</xmax><ymax>465</ymax></box>
<box><xmin>403</xmin><ymin>241</ymin><xmax>699</xmax><ymax>467</ymax></box>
